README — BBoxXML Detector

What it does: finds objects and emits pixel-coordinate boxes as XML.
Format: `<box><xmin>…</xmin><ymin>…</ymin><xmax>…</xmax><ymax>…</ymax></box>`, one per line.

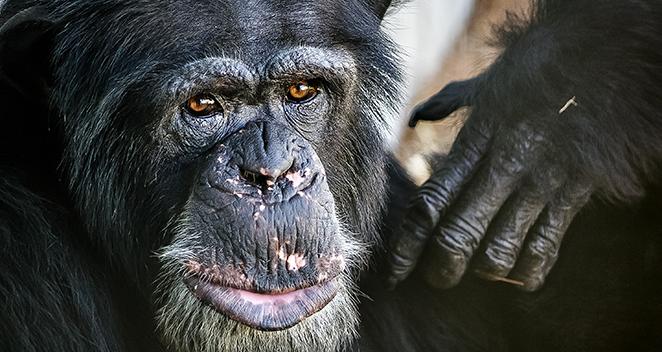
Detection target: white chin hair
<box><xmin>153</xmin><ymin>271</ymin><xmax>360</xmax><ymax>352</ymax></box>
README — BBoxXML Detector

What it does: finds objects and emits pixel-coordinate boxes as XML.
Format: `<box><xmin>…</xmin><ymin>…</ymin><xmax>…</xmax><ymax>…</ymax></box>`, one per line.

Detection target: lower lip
<box><xmin>185</xmin><ymin>278</ymin><xmax>339</xmax><ymax>331</ymax></box>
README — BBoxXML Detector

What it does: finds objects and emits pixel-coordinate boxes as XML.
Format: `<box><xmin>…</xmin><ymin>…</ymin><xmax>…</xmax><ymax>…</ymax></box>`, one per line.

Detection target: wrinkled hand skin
<box><xmin>388</xmin><ymin>78</ymin><xmax>593</xmax><ymax>292</ymax></box>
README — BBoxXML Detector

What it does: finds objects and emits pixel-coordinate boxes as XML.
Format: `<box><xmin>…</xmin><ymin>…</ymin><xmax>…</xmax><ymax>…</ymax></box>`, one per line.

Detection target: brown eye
<box><xmin>184</xmin><ymin>94</ymin><xmax>222</xmax><ymax>117</ymax></box>
<box><xmin>286</xmin><ymin>80</ymin><xmax>318</xmax><ymax>103</ymax></box>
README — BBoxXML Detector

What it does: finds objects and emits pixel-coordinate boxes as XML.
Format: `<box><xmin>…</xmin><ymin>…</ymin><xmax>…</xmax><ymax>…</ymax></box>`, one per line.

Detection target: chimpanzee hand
<box><xmin>387</xmin><ymin>78</ymin><xmax>593</xmax><ymax>292</ymax></box>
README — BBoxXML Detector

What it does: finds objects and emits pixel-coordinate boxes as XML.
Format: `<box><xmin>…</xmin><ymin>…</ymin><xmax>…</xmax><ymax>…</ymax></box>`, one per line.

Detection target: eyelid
<box><xmin>268</xmin><ymin>70</ymin><xmax>347</xmax><ymax>90</ymax></box>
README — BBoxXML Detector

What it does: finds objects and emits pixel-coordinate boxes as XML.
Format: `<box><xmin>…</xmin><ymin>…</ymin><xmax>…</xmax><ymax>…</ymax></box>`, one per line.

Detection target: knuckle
<box><xmin>455</xmin><ymin>136</ymin><xmax>485</xmax><ymax>162</ymax></box>
<box><xmin>420</xmin><ymin>181</ymin><xmax>451</xmax><ymax>207</ymax></box>
<box><xmin>388</xmin><ymin>251</ymin><xmax>415</xmax><ymax>276</ymax></box>
<box><xmin>438</xmin><ymin>216</ymin><xmax>485</xmax><ymax>256</ymax></box>
<box><xmin>530</xmin><ymin>230</ymin><xmax>561</xmax><ymax>259</ymax></box>
<box><xmin>482</xmin><ymin>239</ymin><xmax>520</xmax><ymax>272</ymax></box>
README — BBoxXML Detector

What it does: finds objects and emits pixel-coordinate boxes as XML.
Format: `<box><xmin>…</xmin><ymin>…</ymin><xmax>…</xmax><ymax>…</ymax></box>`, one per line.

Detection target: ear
<box><xmin>0</xmin><ymin>7</ymin><xmax>57</xmax><ymax>102</ymax></box>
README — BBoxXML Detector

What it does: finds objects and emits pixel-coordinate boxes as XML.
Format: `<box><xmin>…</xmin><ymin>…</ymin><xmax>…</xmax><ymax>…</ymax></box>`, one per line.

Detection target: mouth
<box><xmin>184</xmin><ymin>276</ymin><xmax>339</xmax><ymax>331</ymax></box>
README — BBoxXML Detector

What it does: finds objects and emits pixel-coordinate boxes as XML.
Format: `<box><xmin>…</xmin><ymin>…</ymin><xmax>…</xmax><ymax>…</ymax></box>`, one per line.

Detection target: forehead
<box><xmin>51</xmin><ymin>0</ymin><xmax>390</xmax><ymax>107</ymax></box>
<box><xmin>144</xmin><ymin>0</ymin><xmax>374</xmax><ymax>60</ymax></box>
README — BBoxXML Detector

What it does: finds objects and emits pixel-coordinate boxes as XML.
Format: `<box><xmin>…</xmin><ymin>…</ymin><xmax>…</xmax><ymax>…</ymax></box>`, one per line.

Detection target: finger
<box><xmin>386</xmin><ymin>119</ymin><xmax>492</xmax><ymax>288</ymax></box>
<box><xmin>422</xmin><ymin>147</ymin><xmax>530</xmax><ymax>289</ymax></box>
<box><xmin>472</xmin><ymin>167</ymin><xmax>565</xmax><ymax>280</ymax></box>
<box><xmin>510</xmin><ymin>182</ymin><xmax>593</xmax><ymax>291</ymax></box>
<box><xmin>471</xmin><ymin>187</ymin><xmax>550</xmax><ymax>280</ymax></box>
<box><xmin>408</xmin><ymin>78</ymin><xmax>478</xmax><ymax>127</ymax></box>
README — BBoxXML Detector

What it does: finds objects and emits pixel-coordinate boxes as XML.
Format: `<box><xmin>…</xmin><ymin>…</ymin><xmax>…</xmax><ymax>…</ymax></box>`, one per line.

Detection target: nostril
<box><xmin>239</xmin><ymin>169</ymin><xmax>277</xmax><ymax>189</ymax></box>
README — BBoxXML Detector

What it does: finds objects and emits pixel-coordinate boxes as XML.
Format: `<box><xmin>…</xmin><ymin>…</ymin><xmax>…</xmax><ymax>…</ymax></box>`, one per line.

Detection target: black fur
<box><xmin>1</xmin><ymin>1</ymin><xmax>661</xmax><ymax>352</ymax></box>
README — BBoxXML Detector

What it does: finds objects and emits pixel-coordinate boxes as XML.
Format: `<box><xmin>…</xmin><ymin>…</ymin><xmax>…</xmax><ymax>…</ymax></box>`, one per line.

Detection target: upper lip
<box><xmin>184</xmin><ymin>275</ymin><xmax>339</xmax><ymax>331</ymax></box>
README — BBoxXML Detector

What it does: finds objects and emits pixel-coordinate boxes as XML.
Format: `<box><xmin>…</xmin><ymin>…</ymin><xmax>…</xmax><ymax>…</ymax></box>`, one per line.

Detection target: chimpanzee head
<box><xmin>0</xmin><ymin>0</ymin><xmax>401</xmax><ymax>350</ymax></box>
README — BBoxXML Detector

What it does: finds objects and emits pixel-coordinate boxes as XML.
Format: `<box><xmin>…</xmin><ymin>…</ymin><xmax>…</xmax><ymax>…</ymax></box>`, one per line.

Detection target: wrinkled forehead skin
<box><xmin>167</xmin><ymin>0</ymin><xmax>383</xmax><ymax>58</ymax></box>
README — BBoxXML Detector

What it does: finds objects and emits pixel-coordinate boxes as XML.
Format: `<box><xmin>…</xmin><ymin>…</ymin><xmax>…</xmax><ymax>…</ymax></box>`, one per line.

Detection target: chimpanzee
<box><xmin>0</xmin><ymin>0</ymin><xmax>661</xmax><ymax>352</ymax></box>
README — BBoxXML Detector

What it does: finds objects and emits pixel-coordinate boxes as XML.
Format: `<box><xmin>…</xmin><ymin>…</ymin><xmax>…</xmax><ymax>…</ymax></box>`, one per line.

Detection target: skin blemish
<box><xmin>317</xmin><ymin>272</ymin><xmax>328</xmax><ymax>283</ymax></box>
<box><xmin>297</xmin><ymin>191</ymin><xmax>312</xmax><ymax>200</ymax></box>
<box><xmin>277</xmin><ymin>246</ymin><xmax>287</xmax><ymax>261</ymax></box>
<box><xmin>185</xmin><ymin>260</ymin><xmax>203</xmax><ymax>274</ymax></box>
<box><xmin>316</xmin><ymin>253</ymin><xmax>346</xmax><ymax>275</ymax></box>
<box><xmin>329</xmin><ymin>254</ymin><xmax>345</xmax><ymax>270</ymax></box>
<box><xmin>185</xmin><ymin>260</ymin><xmax>253</xmax><ymax>289</ymax></box>
<box><xmin>285</xmin><ymin>170</ymin><xmax>305</xmax><ymax>188</ymax></box>
<box><xmin>286</xmin><ymin>253</ymin><xmax>307</xmax><ymax>271</ymax></box>
<box><xmin>226</xmin><ymin>178</ymin><xmax>239</xmax><ymax>185</ymax></box>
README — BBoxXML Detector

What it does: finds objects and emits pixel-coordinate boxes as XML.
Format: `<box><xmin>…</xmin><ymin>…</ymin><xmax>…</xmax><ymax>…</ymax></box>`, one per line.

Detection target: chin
<box><xmin>153</xmin><ymin>227</ymin><xmax>365</xmax><ymax>352</ymax></box>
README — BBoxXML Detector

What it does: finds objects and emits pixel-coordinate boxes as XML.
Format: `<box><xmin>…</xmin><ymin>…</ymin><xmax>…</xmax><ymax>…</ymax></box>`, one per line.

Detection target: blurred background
<box><xmin>386</xmin><ymin>0</ymin><xmax>529</xmax><ymax>184</ymax></box>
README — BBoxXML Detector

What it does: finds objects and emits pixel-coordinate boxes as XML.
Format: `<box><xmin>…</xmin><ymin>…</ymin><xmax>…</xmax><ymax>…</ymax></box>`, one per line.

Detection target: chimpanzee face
<box><xmin>153</xmin><ymin>47</ymin><xmax>367</xmax><ymax>350</ymax></box>
<box><xmin>47</xmin><ymin>0</ymin><xmax>400</xmax><ymax>351</ymax></box>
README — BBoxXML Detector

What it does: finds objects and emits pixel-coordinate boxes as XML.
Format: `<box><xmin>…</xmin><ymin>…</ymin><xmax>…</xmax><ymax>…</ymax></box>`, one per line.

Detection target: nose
<box><xmin>236</xmin><ymin>122</ymin><xmax>295</xmax><ymax>187</ymax></box>
<box><xmin>226</xmin><ymin>121</ymin><xmax>315</xmax><ymax>197</ymax></box>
